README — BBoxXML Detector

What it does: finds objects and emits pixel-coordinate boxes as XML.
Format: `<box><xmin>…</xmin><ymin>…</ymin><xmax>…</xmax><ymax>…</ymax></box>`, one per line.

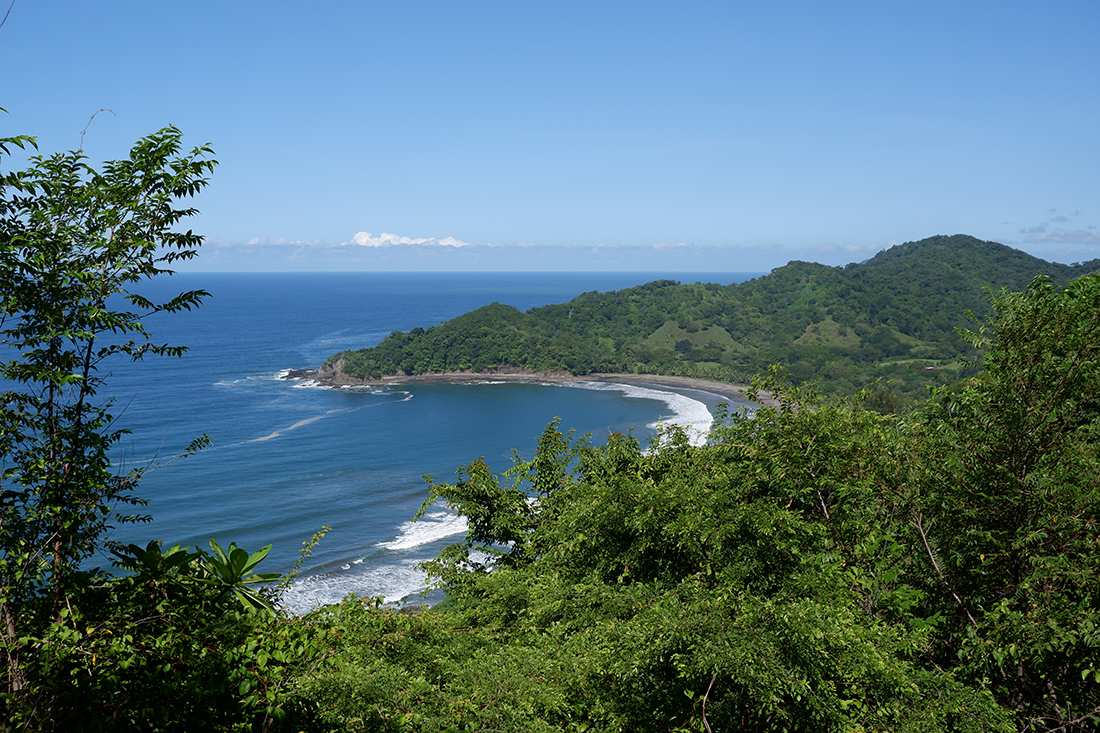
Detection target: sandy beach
<box><xmin>283</xmin><ymin>367</ymin><xmax>776</xmax><ymax>408</ymax></box>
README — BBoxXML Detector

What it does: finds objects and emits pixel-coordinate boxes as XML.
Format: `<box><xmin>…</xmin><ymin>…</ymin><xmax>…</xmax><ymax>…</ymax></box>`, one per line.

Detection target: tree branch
<box><xmin>912</xmin><ymin>512</ymin><xmax>978</xmax><ymax>628</ymax></box>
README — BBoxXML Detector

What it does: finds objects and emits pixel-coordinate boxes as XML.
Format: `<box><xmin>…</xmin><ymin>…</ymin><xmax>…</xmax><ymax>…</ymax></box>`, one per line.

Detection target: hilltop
<box><xmin>311</xmin><ymin>235</ymin><xmax>1099</xmax><ymax>401</ymax></box>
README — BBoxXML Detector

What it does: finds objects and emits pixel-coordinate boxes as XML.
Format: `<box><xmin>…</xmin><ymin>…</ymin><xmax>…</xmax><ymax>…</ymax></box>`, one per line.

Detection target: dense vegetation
<box><xmin>328</xmin><ymin>235</ymin><xmax>1099</xmax><ymax>405</ymax></box>
<box><xmin>0</xmin><ymin>125</ymin><xmax>305</xmax><ymax>730</ymax></box>
<box><xmin>4</xmin><ymin>122</ymin><xmax>1098</xmax><ymax>731</ymax></box>
<box><xmin>271</xmin><ymin>273</ymin><xmax>1099</xmax><ymax>732</ymax></box>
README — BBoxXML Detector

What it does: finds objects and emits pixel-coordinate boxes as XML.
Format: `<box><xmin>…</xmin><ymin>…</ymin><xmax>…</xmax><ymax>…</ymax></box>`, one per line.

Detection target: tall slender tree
<box><xmin>0</xmin><ymin>122</ymin><xmax>216</xmax><ymax>702</ymax></box>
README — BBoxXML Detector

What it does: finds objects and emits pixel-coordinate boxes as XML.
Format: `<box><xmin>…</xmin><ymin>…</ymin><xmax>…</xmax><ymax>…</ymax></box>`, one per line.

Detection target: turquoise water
<box><xmin>103</xmin><ymin>272</ymin><xmax>757</xmax><ymax>609</ymax></box>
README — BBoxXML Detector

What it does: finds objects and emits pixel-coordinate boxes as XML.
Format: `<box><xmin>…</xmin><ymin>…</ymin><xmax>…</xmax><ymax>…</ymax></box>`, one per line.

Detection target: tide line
<box><xmin>241</xmin><ymin>383</ymin><xmax>412</xmax><ymax>445</ymax></box>
<box><xmin>248</xmin><ymin>414</ymin><xmax>329</xmax><ymax>442</ymax></box>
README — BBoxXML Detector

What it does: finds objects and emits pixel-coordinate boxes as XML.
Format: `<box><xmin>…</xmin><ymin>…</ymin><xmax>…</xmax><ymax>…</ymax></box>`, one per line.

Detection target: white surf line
<box><xmin>220</xmin><ymin>369</ymin><xmax>301</xmax><ymax>386</ymax></box>
<box><xmin>379</xmin><ymin>511</ymin><xmax>469</xmax><ymax>551</ymax></box>
<box><xmin>559</xmin><ymin>380</ymin><xmax>714</xmax><ymax>446</ymax></box>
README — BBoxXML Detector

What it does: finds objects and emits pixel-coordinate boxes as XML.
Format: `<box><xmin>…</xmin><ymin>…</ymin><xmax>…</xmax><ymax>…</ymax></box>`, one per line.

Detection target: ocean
<box><xmin>103</xmin><ymin>272</ymin><xmax>758</xmax><ymax>611</ymax></box>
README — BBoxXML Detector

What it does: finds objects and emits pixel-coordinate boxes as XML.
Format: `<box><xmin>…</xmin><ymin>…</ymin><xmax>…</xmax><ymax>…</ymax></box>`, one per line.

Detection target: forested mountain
<box><xmin>325</xmin><ymin>235</ymin><xmax>1100</xmax><ymax>400</ymax></box>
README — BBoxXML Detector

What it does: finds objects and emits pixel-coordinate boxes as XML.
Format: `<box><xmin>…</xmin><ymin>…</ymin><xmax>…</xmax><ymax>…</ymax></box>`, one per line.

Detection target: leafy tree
<box><xmin>909</xmin><ymin>275</ymin><xmax>1100</xmax><ymax>730</ymax></box>
<box><xmin>0</xmin><ymin>122</ymin><xmax>219</xmax><ymax>724</ymax></box>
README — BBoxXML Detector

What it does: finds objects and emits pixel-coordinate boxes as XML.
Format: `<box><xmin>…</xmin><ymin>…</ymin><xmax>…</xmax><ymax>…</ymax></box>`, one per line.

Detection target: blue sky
<box><xmin>2</xmin><ymin>1</ymin><xmax>1097</xmax><ymax>272</ymax></box>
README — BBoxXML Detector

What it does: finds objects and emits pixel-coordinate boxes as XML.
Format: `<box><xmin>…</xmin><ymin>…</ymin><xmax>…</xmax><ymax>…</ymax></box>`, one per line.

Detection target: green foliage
<box><xmin>0</xmin><ymin>122</ymin><xmax>331</xmax><ymax>732</ymax></box>
<box><xmin>112</xmin><ymin>538</ymin><xmax>285</xmax><ymax>613</ymax></box>
<box><xmin>0</xmin><ymin>125</ymin><xmax>215</xmax><ymax>604</ymax></box>
<box><xmin>417</xmin><ymin>419</ymin><xmax>585</xmax><ymax>587</ymax></box>
<box><xmin>906</xmin><ymin>274</ymin><xmax>1100</xmax><ymax>730</ymax></box>
<box><xmin>0</xmin><ymin>124</ymin><xmax>218</xmax><ymax>722</ymax></box>
<box><xmin>277</xmin><ymin>524</ymin><xmax>331</xmax><ymax>597</ymax></box>
<box><xmin>287</xmin><ymin>274</ymin><xmax>1098</xmax><ymax>731</ymax></box>
<box><xmin>8</xmin><ymin>536</ymin><xmax>327</xmax><ymax>732</ymax></box>
<box><xmin>193</xmin><ymin>538</ymin><xmax>284</xmax><ymax>612</ymax></box>
<box><xmin>327</xmin><ymin>235</ymin><xmax>1098</xmax><ymax>400</ymax></box>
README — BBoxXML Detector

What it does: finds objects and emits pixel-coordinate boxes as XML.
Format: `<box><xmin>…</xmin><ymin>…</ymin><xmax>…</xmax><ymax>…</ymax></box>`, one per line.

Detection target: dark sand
<box><xmin>284</xmin><ymin>368</ymin><xmax>775</xmax><ymax>408</ymax></box>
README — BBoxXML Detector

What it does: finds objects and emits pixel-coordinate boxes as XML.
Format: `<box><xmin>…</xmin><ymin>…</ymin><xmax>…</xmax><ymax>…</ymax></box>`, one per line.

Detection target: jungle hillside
<box><xmin>324</xmin><ymin>234</ymin><xmax>1100</xmax><ymax>405</ymax></box>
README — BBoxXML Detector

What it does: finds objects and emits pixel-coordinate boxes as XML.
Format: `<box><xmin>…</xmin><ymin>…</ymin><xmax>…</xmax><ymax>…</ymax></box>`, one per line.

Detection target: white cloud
<box><xmin>349</xmin><ymin>231</ymin><xmax>472</xmax><ymax>247</ymax></box>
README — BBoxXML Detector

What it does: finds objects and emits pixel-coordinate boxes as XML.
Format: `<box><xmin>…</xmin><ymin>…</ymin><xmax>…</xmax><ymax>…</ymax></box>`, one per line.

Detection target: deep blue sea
<box><xmin>103</xmin><ymin>272</ymin><xmax>758</xmax><ymax>611</ymax></box>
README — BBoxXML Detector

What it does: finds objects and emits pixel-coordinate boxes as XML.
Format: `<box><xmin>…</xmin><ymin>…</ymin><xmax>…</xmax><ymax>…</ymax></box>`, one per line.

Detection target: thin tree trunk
<box><xmin>1</xmin><ymin>600</ymin><xmax>25</xmax><ymax>693</ymax></box>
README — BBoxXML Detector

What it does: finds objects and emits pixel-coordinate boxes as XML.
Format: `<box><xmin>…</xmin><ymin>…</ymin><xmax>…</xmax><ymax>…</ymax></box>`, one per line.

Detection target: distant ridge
<box><xmin>315</xmin><ymin>235</ymin><xmax>1099</xmax><ymax>402</ymax></box>
<box><xmin>860</xmin><ymin>233</ymin><xmax>1085</xmax><ymax>279</ymax></box>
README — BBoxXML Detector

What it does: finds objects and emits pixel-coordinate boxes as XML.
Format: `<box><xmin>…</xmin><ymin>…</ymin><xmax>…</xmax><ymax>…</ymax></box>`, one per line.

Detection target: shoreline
<box><xmin>282</xmin><ymin>367</ymin><xmax>776</xmax><ymax>408</ymax></box>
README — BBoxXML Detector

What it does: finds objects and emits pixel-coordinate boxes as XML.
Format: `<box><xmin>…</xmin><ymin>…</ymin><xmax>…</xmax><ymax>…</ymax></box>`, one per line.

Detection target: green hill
<box><xmin>324</xmin><ymin>235</ymin><xmax>1100</xmax><ymax>400</ymax></box>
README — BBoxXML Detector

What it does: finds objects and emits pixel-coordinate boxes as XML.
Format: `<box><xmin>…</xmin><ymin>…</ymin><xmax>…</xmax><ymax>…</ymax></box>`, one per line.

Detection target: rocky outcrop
<box><xmin>281</xmin><ymin>357</ymin><xmax>376</xmax><ymax>387</ymax></box>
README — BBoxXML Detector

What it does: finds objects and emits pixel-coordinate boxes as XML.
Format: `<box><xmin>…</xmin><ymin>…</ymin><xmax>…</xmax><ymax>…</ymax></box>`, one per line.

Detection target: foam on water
<box><xmin>379</xmin><ymin>511</ymin><xmax>469</xmax><ymax>551</ymax></box>
<box><xmin>563</xmin><ymin>381</ymin><xmax>713</xmax><ymax>446</ymax></box>
<box><xmin>280</xmin><ymin>556</ymin><xmax>428</xmax><ymax>613</ymax></box>
<box><xmin>280</xmin><ymin>514</ymin><xmax>479</xmax><ymax>614</ymax></box>
<box><xmin>344</xmin><ymin>386</ymin><xmax>414</xmax><ymax>404</ymax></box>
<box><xmin>217</xmin><ymin>370</ymin><xmax>300</xmax><ymax>387</ymax></box>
